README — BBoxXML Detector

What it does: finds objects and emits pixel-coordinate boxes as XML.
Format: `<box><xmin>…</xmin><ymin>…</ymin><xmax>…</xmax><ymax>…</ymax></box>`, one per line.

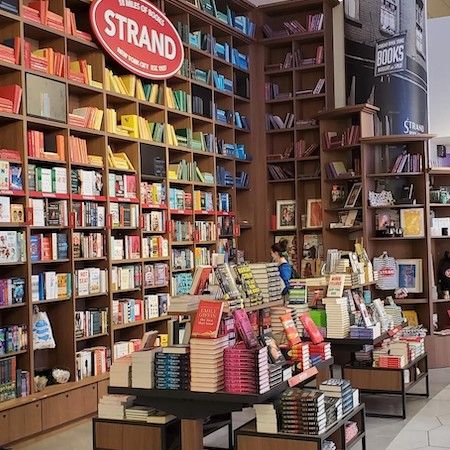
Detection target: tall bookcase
<box><xmin>0</xmin><ymin>0</ymin><xmax>260</xmax><ymax>440</ymax></box>
<box><xmin>255</xmin><ymin>0</ymin><xmax>337</xmax><ymax>272</ymax></box>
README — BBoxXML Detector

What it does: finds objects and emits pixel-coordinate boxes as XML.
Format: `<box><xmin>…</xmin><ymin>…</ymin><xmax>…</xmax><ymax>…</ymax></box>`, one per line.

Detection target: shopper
<box><xmin>271</xmin><ymin>242</ymin><xmax>293</xmax><ymax>295</ymax></box>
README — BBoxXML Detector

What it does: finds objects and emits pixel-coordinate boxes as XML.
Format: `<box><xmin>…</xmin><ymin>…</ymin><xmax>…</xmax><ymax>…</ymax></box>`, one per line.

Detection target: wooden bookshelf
<box><xmin>256</xmin><ymin>0</ymin><xmax>337</xmax><ymax>273</ymax></box>
<box><xmin>0</xmin><ymin>0</ymin><xmax>260</xmax><ymax>442</ymax></box>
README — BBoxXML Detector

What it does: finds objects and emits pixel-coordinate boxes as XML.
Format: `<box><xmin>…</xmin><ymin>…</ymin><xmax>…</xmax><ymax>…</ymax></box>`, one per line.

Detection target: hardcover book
<box><xmin>191</xmin><ymin>300</ymin><xmax>224</xmax><ymax>338</ymax></box>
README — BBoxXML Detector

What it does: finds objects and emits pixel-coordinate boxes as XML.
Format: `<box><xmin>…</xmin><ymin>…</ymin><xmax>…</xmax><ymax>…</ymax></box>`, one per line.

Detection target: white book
<box><xmin>53</xmin><ymin>167</ymin><xmax>67</xmax><ymax>194</ymax></box>
<box><xmin>45</xmin><ymin>271</ymin><xmax>57</xmax><ymax>300</ymax></box>
<box><xmin>51</xmin><ymin>233</ymin><xmax>58</xmax><ymax>260</ymax></box>
<box><xmin>110</xmin><ymin>203</ymin><xmax>119</xmax><ymax>227</ymax></box>
<box><xmin>108</xmin><ymin>173</ymin><xmax>116</xmax><ymax>197</ymax></box>
<box><xmin>0</xmin><ymin>196</ymin><xmax>10</xmax><ymax>223</ymax></box>
<box><xmin>101</xmin><ymin>269</ymin><xmax>108</xmax><ymax>293</ymax></box>
<box><xmin>31</xmin><ymin>274</ymin><xmax>40</xmax><ymax>302</ymax></box>
<box><xmin>89</xmin><ymin>268</ymin><xmax>101</xmax><ymax>294</ymax></box>
<box><xmin>98</xmin><ymin>206</ymin><xmax>105</xmax><ymax>227</ymax></box>
<box><xmin>31</xmin><ymin>198</ymin><xmax>44</xmax><ymax>226</ymax></box>
<box><xmin>77</xmin><ymin>269</ymin><xmax>89</xmax><ymax>296</ymax></box>
<box><xmin>40</xmin><ymin>168</ymin><xmax>52</xmax><ymax>193</ymax></box>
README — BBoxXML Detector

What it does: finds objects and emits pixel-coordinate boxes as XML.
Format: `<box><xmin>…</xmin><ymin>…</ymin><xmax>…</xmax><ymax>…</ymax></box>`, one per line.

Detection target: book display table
<box><xmin>107</xmin><ymin>365</ymin><xmax>328</xmax><ymax>450</ymax></box>
<box><xmin>235</xmin><ymin>404</ymin><xmax>366</xmax><ymax>450</ymax></box>
<box><xmin>342</xmin><ymin>353</ymin><xmax>429</xmax><ymax>419</ymax></box>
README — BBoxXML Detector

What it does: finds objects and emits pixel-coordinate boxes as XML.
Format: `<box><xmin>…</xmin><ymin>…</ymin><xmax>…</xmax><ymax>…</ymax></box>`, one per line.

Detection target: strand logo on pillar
<box><xmin>90</xmin><ymin>0</ymin><xmax>184</xmax><ymax>79</ymax></box>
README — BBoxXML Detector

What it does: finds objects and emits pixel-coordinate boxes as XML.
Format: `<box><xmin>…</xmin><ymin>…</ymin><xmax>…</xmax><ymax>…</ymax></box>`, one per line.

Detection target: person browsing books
<box><xmin>271</xmin><ymin>242</ymin><xmax>292</xmax><ymax>295</ymax></box>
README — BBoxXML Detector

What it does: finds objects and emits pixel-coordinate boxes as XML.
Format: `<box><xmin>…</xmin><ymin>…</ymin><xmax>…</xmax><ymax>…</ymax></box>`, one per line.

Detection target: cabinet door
<box><xmin>8</xmin><ymin>401</ymin><xmax>42</xmax><ymax>442</ymax></box>
<box><xmin>79</xmin><ymin>383</ymin><xmax>98</xmax><ymax>416</ymax></box>
<box><xmin>95</xmin><ymin>421</ymin><xmax>123</xmax><ymax>450</ymax></box>
<box><xmin>0</xmin><ymin>411</ymin><xmax>10</xmax><ymax>446</ymax></box>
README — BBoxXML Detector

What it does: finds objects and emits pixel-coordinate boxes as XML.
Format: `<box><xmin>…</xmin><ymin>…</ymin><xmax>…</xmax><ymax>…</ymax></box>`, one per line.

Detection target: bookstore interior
<box><xmin>2</xmin><ymin>0</ymin><xmax>450</xmax><ymax>449</ymax></box>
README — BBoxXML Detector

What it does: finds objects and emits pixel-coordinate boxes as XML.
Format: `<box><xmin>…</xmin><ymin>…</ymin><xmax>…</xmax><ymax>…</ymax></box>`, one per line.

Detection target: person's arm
<box><xmin>279</xmin><ymin>263</ymin><xmax>292</xmax><ymax>294</ymax></box>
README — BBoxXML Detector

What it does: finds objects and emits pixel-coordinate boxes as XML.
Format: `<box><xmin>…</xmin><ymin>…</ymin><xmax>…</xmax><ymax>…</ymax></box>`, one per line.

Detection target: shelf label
<box><xmin>90</xmin><ymin>0</ymin><xmax>184</xmax><ymax>80</ymax></box>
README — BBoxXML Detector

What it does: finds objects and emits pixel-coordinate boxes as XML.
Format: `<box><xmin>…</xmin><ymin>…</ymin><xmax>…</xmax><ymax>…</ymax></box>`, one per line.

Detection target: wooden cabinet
<box><xmin>0</xmin><ymin>411</ymin><xmax>10</xmax><ymax>446</ymax></box>
<box><xmin>42</xmin><ymin>385</ymin><xmax>98</xmax><ymax>431</ymax></box>
<box><xmin>8</xmin><ymin>402</ymin><xmax>42</xmax><ymax>443</ymax></box>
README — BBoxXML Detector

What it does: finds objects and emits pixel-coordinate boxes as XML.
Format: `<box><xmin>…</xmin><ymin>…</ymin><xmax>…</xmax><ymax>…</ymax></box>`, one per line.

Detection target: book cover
<box><xmin>191</xmin><ymin>300</ymin><xmax>224</xmax><ymax>338</ymax></box>
<box><xmin>299</xmin><ymin>313</ymin><xmax>323</xmax><ymax>345</ymax></box>
<box><xmin>233</xmin><ymin>309</ymin><xmax>259</xmax><ymax>348</ymax></box>
<box><xmin>326</xmin><ymin>274</ymin><xmax>345</xmax><ymax>298</ymax></box>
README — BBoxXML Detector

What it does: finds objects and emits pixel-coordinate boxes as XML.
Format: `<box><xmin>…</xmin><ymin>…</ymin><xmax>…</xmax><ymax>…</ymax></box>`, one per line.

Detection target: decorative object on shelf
<box><xmin>276</xmin><ymin>200</ymin><xmax>297</xmax><ymax>230</ymax></box>
<box><xmin>373</xmin><ymin>252</ymin><xmax>398</xmax><ymax>291</ymax></box>
<box><xmin>32</xmin><ymin>306</ymin><xmax>56</xmax><ymax>350</ymax></box>
<box><xmin>344</xmin><ymin>182</ymin><xmax>362</xmax><ymax>208</ymax></box>
<box><xmin>52</xmin><ymin>368</ymin><xmax>70</xmax><ymax>384</ymax></box>
<box><xmin>400</xmin><ymin>208</ymin><xmax>425</xmax><ymax>238</ymax></box>
<box><xmin>368</xmin><ymin>190</ymin><xmax>395</xmax><ymax>207</ymax></box>
<box><xmin>330</xmin><ymin>184</ymin><xmax>347</xmax><ymax>206</ymax></box>
<box><xmin>34</xmin><ymin>375</ymin><xmax>48</xmax><ymax>392</ymax></box>
<box><xmin>306</xmin><ymin>199</ymin><xmax>323</xmax><ymax>229</ymax></box>
<box><xmin>397</xmin><ymin>258</ymin><xmax>423</xmax><ymax>293</ymax></box>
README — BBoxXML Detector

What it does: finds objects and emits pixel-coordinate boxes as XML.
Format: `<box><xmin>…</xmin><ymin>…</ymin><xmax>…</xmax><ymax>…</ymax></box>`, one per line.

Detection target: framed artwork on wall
<box><xmin>306</xmin><ymin>199</ymin><xmax>323</xmax><ymax>229</ymax></box>
<box><xmin>397</xmin><ymin>258</ymin><xmax>423</xmax><ymax>293</ymax></box>
<box><xmin>276</xmin><ymin>200</ymin><xmax>297</xmax><ymax>230</ymax></box>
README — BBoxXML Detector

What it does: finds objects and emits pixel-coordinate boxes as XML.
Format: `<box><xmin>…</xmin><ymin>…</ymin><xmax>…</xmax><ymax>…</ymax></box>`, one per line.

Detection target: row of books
<box><xmin>68</xmin><ymin>107</ymin><xmax>104</xmax><ymax>130</ymax></box>
<box><xmin>194</xmin><ymin>191</ymin><xmax>214</xmax><ymax>211</ymax></box>
<box><xmin>75</xmin><ymin>346</ymin><xmax>109</xmax><ymax>382</ymax></box>
<box><xmin>31</xmin><ymin>271</ymin><xmax>71</xmax><ymax>302</ymax></box>
<box><xmin>75</xmin><ymin>309</ymin><xmax>108</xmax><ymax>339</ymax></box>
<box><xmin>73</xmin><ymin>202</ymin><xmax>105</xmax><ymax>228</ymax></box>
<box><xmin>0</xmin><ymin>325</ymin><xmax>27</xmax><ymax>356</ymax></box>
<box><xmin>0</xmin><ymin>37</ymin><xmax>20</xmax><ymax>65</ymax></box>
<box><xmin>143</xmin><ymin>211</ymin><xmax>166</xmax><ymax>233</ymax></box>
<box><xmin>112</xmin><ymin>294</ymin><xmax>168</xmax><ymax>325</ymax></box>
<box><xmin>324</xmin><ymin>125</ymin><xmax>360</xmax><ymax>150</ymax></box>
<box><xmin>268</xmin><ymin>164</ymin><xmax>295</xmax><ymax>181</ymax></box>
<box><xmin>144</xmin><ymin>263</ymin><xmax>169</xmax><ymax>288</ymax></box>
<box><xmin>24</xmin><ymin>43</ymin><xmax>66</xmax><ymax>78</ymax></box>
<box><xmin>0</xmin><ymin>84</ymin><xmax>21</xmax><ymax>114</ymax></box>
<box><xmin>108</xmin><ymin>173</ymin><xmax>137</xmax><ymax>199</ymax></box>
<box><xmin>111</xmin><ymin>235</ymin><xmax>141</xmax><ymax>261</ymax></box>
<box><xmin>0</xmin><ymin>197</ymin><xmax>24</xmax><ymax>224</ymax></box>
<box><xmin>172</xmin><ymin>220</ymin><xmax>193</xmax><ymax>242</ymax></box>
<box><xmin>74</xmin><ymin>268</ymin><xmax>108</xmax><ymax>297</ymax></box>
<box><xmin>72</xmin><ymin>169</ymin><xmax>103</xmax><ymax>197</ymax></box>
<box><xmin>213</xmin><ymin>41</ymin><xmax>249</xmax><ymax>71</ymax></box>
<box><xmin>142</xmin><ymin>236</ymin><xmax>169</xmax><ymax>259</ymax></box>
<box><xmin>28</xmin><ymin>165</ymin><xmax>67</xmax><ymax>194</ymax></box>
<box><xmin>195</xmin><ymin>220</ymin><xmax>217</xmax><ymax>242</ymax></box>
<box><xmin>0</xmin><ymin>357</ymin><xmax>30</xmax><ymax>403</ymax></box>
<box><xmin>266</xmin><ymin>46</ymin><xmax>324</xmax><ymax>71</ymax></box>
<box><xmin>69</xmin><ymin>136</ymin><xmax>103</xmax><ymax>167</ymax></box>
<box><xmin>391</xmin><ymin>152</ymin><xmax>424</xmax><ymax>173</ymax></box>
<box><xmin>0</xmin><ymin>277</ymin><xmax>25</xmax><ymax>306</ymax></box>
<box><xmin>216</xmin><ymin>166</ymin><xmax>234</xmax><ymax>187</ymax></box>
<box><xmin>141</xmin><ymin>182</ymin><xmax>166</xmax><ymax>207</ymax></box>
<box><xmin>262</xmin><ymin>14</ymin><xmax>324</xmax><ymax>38</ymax></box>
<box><xmin>0</xmin><ymin>231</ymin><xmax>27</xmax><ymax>263</ymax></box>
<box><xmin>27</xmin><ymin>131</ymin><xmax>64</xmax><ymax>161</ymax></box>
<box><xmin>73</xmin><ymin>232</ymin><xmax>104</xmax><ymax>259</ymax></box>
<box><xmin>30</xmin><ymin>233</ymin><xmax>68</xmax><ymax>262</ymax></box>
<box><xmin>0</xmin><ymin>157</ymin><xmax>22</xmax><ymax>191</ymax></box>
<box><xmin>194</xmin><ymin>247</ymin><xmax>211</xmax><ymax>265</ymax></box>
<box><xmin>171</xmin><ymin>272</ymin><xmax>193</xmax><ymax>296</ymax></box>
<box><xmin>110</xmin><ymin>203</ymin><xmax>139</xmax><ymax>228</ymax></box>
<box><xmin>172</xmin><ymin>248</ymin><xmax>194</xmax><ymax>271</ymax></box>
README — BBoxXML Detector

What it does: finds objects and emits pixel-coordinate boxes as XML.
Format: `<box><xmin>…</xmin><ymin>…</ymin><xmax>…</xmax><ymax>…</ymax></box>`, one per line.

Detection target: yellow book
<box><xmin>149</xmin><ymin>84</ymin><xmax>159</xmax><ymax>104</ymax></box>
<box><xmin>114</xmin><ymin>152</ymin><xmax>134</xmax><ymax>170</ymax></box>
<box><xmin>168</xmin><ymin>164</ymin><xmax>179</xmax><ymax>180</ymax></box>
<box><xmin>116</xmin><ymin>76</ymin><xmax>128</xmax><ymax>95</ymax></box>
<box><xmin>138</xmin><ymin>116</ymin><xmax>151</xmax><ymax>141</ymax></box>
<box><xmin>93</xmin><ymin>109</ymin><xmax>104</xmax><ymax>130</ymax></box>
<box><xmin>120</xmin><ymin>115</ymin><xmax>139</xmax><ymax>138</ymax></box>
<box><xmin>402</xmin><ymin>310</ymin><xmax>419</xmax><ymax>326</ymax></box>
<box><xmin>165</xmin><ymin>87</ymin><xmax>175</xmax><ymax>109</ymax></box>
<box><xmin>110</xmin><ymin>75</ymin><xmax>122</xmax><ymax>94</ymax></box>
<box><xmin>136</xmin><ymin>79</ymin><xmax>146</xmax><ymax>101</ymax></box>
<box><xmin>57</xmin><ymin>273</ymin><xmax>68</xmax><ymax>298</ymax></box>
<box><xmin>103</xmin><ymin>68</ymin><xmax>111</xmax><ymax>91</ymax></box>
<box><xmin>91</xmin><ymin>80</ymin><xmax>103</xmax><ymax>89</ymax></box>
<box><xmin>194</xmin><ymin>191</ymin><xmax>201</xmax><ymax>210</ymax></box>
<box><xmin>70</xmin><ymin>60</ymin><xmax>82</xmax><ymax>73</ymax></box>
<box><xmin>120</xmin><ymin>75</ymin><xmax>136</xmax><ymax>97</ymax></box>
<box><xmin>170</xmin><ymin>124</ymin><xmax>178</xmax><ymax>147</ymax></box>
<box><xmin>107</xmin><ymin>145</ymin><xmax>115</xmax><ymax>167</ymax></box>
<box><xmin>86</xmin><ymin>64</ymin><xmax>93</xmax><ymax>85</ymax></box>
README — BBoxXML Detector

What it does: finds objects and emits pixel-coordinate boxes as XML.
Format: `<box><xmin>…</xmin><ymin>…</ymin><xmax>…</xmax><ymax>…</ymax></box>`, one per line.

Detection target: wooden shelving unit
<box><xmin>0</xmin><ymin>0</ymin><xmax>260</xmax><ymax>442</ymax></box>
<box><xmin>255</xmin><ymin>0</ymin><xmax>336</xmax><ymax>273</ymax></box>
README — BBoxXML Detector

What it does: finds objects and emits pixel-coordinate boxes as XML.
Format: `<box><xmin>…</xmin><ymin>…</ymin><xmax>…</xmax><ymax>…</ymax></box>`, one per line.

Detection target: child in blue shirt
<box><xmin>271</xmin><ymin>242</ymin><xmax>292</xmax><ymax>295</ymax></box>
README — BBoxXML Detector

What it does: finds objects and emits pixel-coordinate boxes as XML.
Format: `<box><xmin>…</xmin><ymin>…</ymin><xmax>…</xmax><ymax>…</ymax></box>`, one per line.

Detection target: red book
<box><xmin>0</xmin><ymin>149</ymin><xmax>21</xmax><ymax>162</ymax></box>
<box><xmin>299</xmin><ymin>313</ymin><xmax>323</xmax><ymax>344</ymax></box>
<box><xmin>191</xmin><ymin>300</ymin><xmax>224</xmax><ymax>338</ymax></box>
<box><xmin>280</xmin><ymin>313</ymin><xmax>302</xmax><ymax>346</ymax></box>
<box><xmin>0</xmin><ymin>85</ymin><xmax>22</xmax><ymax>114</ymax></box>
<box><xmin>41</xmin><ymin>236</ymin><xmax>51</xmax><ymax>260</ymax></box>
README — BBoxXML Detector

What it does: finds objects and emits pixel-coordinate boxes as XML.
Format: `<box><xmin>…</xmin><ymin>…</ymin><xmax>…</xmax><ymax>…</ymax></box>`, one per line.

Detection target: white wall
<box><xmin>428</xmin><ymin>16</ymin><xmax>450</xmax><ymax>136</ymax></box>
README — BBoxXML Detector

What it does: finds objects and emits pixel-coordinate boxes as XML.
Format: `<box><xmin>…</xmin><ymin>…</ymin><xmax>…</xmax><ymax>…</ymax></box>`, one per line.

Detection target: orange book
<box><xmin>41</xmin><ymin>236</ymin><xmax>52</xmax><ymax>261</ymax></box>
<box><xmin>56</xmin><ymin>134</ymin><xmax>64</xmax><ymax>160</ymax></box>
<box><xmin>0</xmin><ymin>84</ymin><xmax>22</xmax><ymax>114</ymax></box>
<box><xmin>191</xmin><ymin>300</ymin><xmax>224</xmax><ymax>338</ymax></box>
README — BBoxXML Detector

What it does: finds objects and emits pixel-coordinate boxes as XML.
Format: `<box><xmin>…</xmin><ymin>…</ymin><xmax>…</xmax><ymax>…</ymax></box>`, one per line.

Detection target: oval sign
<box><xmin>90</xmin><ymin>0</ymin><xmax>184</xmax><ymax>80</ymax></box>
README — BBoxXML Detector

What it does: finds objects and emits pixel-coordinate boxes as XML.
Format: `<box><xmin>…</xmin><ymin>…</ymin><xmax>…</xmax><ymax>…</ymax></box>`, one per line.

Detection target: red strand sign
<box><xmin>90</xmin><ymin>0</ymin><xmax>184</xmax><ymax>79</ymax></box>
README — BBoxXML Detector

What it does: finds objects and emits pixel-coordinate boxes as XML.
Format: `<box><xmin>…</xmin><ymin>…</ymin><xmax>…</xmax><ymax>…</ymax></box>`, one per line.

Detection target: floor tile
<box><xmin>386</xmin><ymin>429</ymin><xmax>429</xmax><ymax>449</ymax></box>
<box><xmin>404</xmin><ymin>416</ymin><xmax>442</xmax><ymax>431</ymax></box>
<box><xmin>429</xmin><ymin>426</ymin><xmax>450</xmax><ymax>448</ymax></box>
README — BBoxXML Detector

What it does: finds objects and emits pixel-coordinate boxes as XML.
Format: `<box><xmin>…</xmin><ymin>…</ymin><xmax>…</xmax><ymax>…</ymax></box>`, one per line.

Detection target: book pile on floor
<box><xmin>98</xmin><ymin>394</ymin><xmax>136</xmax><ymax>420</ymax></box>
<box><xmin>319</xmin><ymin>379</ymin><xmax>354</xmax><ymax>415</ymax></box>
<box><xmin>280</xmin><ymin>389</ymin><xmax>326</xmax><ymax>435</ymax></box>
<box><xmin>154</xmin><ymin>347</ymin><xmax>190</xmax><ymax>390</ymax></box>
<box><xmin>190</xmin><ymin>336</ymin><xmax>228</xmax><ymax>392</ymax></box>
<box><xmin>248</xmin><ymin>263</ymin><xmax>283</xmax><ymax>303</ymax></box>
<box><xmin>125</xmin><ymin>406</ymin><xmax>176</xmax><ymax>424</ymax></box>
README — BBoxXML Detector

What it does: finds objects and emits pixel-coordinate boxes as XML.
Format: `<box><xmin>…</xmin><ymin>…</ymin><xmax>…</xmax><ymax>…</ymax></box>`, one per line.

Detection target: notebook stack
<box><xmin>224</xmin><ymin>345</ymin><xmax>270</xmax><ymax>394</ymax></box>
<box><xmin>254</xmin><ymin>403</ymin><xmax>278</xmax><ymax>433</ymax></box>
<box><xmin>349</xmin><ymin>324</ymin><xmax>381</xmax><ymax>340</ymax></box>
<box><xmin>154</xmin><ymin>346</ymin><xmax>190</xmax><ymax>390</ymax></box>
<box><xmin>131</xmin><ymin>348</ymin><xmax>161</xmax><ymax>388</ymax></box>
<box><xmin>248</xmin><ymin>263</ymin><xmax>283</xmax><ymax>303</ymax></box>
<box><xmin>234</xmin><ymin>264</ymin><xmax>264</xmax><ymax>308</ymax></box>
<box><xmin>280</xmin><ymin>389</ymin><xmax>326</xmax><ymax>435</ymax></box>
<box><xmin>322</xmin><ymin>298</ymin><xmax>350</xmax><ymax>338</ymax></box>
<box><xmin>270</xmin><ymin>306</ymin><xmax>291</xmax><ymax>341</ymax></box>
<box><xmin>308</xmin><ymin>342</ymin><xmax>332</xmax><ymax>362</ymax></box>
<box><xmin>190</xmin><ymin>336</ymin><xmax>229</xmax><ymax>392</ymax></box>
<box><xmin>109</xmin><ymin>355</ymin><xmax>132</xmax><ymax>387</ymax></box>
<box><xmin>98</xmin><ymin>394</ymin><xmax>136</xmax><ymax>420</ymax></box>
<box><xmin>319</xmin><ymin>379</ymin><xmax>353</xmax><ymax>415</ymax></box>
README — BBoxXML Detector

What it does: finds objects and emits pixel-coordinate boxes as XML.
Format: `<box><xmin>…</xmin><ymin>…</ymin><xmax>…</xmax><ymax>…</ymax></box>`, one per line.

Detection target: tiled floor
<box><xmin>12</xmin><ymin>367</ymin><xmax>450</xmax><ymax>450</ymax></box>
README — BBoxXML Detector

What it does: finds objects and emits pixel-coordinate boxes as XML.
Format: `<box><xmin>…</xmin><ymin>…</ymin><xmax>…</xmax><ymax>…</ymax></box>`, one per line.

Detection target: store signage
<box><xmin>374</xmin><ymin>34</ymin><xmax>406</xmax><ymax>77</ymax></box>
<box><xmin>90</xmin><ymin>0</ymin><xmax>184</xmax><ymax>79</ymax></box>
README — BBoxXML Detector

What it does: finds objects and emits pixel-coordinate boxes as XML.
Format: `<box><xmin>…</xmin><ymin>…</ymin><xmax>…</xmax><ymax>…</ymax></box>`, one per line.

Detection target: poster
<box><xmin>344</xmin><ymin>0</ymin><xmax>428</xmax><ymax>135</ymax></box>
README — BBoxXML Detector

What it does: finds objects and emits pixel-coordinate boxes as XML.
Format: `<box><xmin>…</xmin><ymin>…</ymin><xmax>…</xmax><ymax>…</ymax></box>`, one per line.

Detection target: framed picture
<box><xmin>400</xmin><ymin>208</ymin><xmax>425</xmax><ymax>237</ymax></box>
<box><xmin>306</xmin><ymin>199</ymin><xmax>323</xmax><ymax>229</ymax></box>
<box><xmin>397</xmin><ymin>259</ymin><xmax>423</xmax><ymax>293</ymax></box>
<box><xmin>344</xmin><ymin>182</ymin><xmax>362</xmax><ymax>208</ymax></box>
<box><xmin>276</xmin><ymin>200</ymin><xmax>297</xmax><ymax>230</ymax></box>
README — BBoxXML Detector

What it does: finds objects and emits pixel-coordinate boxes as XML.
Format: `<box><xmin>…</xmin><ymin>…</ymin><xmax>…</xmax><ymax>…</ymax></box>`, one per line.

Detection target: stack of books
<box><xmin>323</xmin><ymin>298</ymin><xmax>350</xmax><ymax>339</ymax></box>
<box><xmin>289</xmin><ymin>343</ymin><xmax>311</xmax><ymax>372</ymax></box>
<box><xmin>109</xmin><ymin>356</ymin><xmax>132</xmax><ymax>387</ymax></box>
<box><xmin>125</xmin><ymin>406</ymin><xmax>176</xmax><ymax>424</ymax></box>
<box><xmin>254</xmin><ymin>404</ymin><xmax>278</xmax><ymax>433</ymax></box>
<box><xmin>154</xmin><ymin>347</ymin><xmax>190</xmax><ymax>390</ymax></box>
<box><xmin>269</xmin><ymin>306</ymin><xmax>291</xmax><ymax>339</ymax></box>
<box><xmin>287</xmin><ymin>281</ymin><xmax>309</xmax><ymax>335</ymax></box>
<box><xmin>248</xmin><ymin>263</ymin><xmax>283</xmax><ymax>303</ymax></box>
<box><xmin>319</xmin><ymin>379</ymin><xmax>353</xmax><ymax>415</ymax></box>
<box><xmin>234</xmin><ymin>264</ymin><xmax>263</xmax><ymax>308</ymax></box>
<box><xmin>280</xmin><ymin>389</ymin><xmax>326</xmax><ymax>435</ymax></box>
<box><xmin>97</xmin><ymin>394</ymin><xmax>135</xmax><ymax>420</ymax></box>
<box><xmin>190</xmin><ymin>336</ymin><xmax>228</xmax><ymax>392</ymax></box>
<box><xmin>268</xmin><ymin>363</ymin><xmax>283</xmax><ymax>388</ymax></box>
<box><xmin>308</xmin><ymin>342</ymin><xmax>332</xmax><ymax>362</ymax></box>
<box><xmin>378</xmin><ymin>354</ymin><xmax>406</xmax><ymax>369</ymax></box>
<box><xmin>349</xmin><ymin>325</ymin><xmax>381</xmax><ymax>340</ymax></box>
<box><xmin>0</xmin><ymin>84</ymin><xmax>21</xmax><ymax>114</ymax></box>
<box><xmin>224</xmin><ymin>345</ymin><xmax>269</xmax><ymax>394</ymax></box>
